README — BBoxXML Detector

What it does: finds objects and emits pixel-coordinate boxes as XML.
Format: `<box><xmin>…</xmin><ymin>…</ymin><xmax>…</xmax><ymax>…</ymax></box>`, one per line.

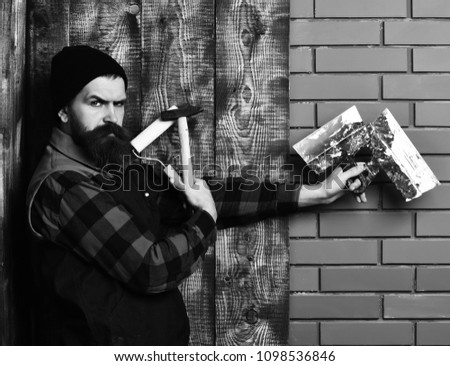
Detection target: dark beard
<box><xmin>72</xmin><ymin>122</ymin><xmax>134</xmax><ymax>168</ymax></box>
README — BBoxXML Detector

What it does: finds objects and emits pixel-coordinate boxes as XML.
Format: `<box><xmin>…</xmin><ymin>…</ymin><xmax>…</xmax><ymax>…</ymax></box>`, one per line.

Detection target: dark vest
<box><xmin>28</xmin><ymin>141</ymin><xmax>191</xmax><ymax>345</ymax></box>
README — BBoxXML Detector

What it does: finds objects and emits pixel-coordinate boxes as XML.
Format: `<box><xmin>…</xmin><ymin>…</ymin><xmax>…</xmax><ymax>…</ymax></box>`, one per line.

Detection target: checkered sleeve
<box><xmin>207</xmin><ymin>177</ymin><xmax>301</xmax><ymax>229</ymax></box>
<box><xmin>32</xmin><ymin>171</ymin><xmax>217</xmax><ymax>294</ymax></box>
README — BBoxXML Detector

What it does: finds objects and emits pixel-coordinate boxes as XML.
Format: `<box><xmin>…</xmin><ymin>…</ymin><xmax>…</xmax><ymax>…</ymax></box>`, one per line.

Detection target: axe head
<box><xmin>131</xmin><ymin>104</ymin><xmax>204</xmax><ymax>154</ymax></box>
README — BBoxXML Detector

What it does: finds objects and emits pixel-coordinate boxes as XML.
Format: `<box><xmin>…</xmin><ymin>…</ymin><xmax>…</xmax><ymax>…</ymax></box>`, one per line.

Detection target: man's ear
<box><xmin>58</xmin><ymin>107</ymin><xmax>69</xmax><ymax>123</ymax></box>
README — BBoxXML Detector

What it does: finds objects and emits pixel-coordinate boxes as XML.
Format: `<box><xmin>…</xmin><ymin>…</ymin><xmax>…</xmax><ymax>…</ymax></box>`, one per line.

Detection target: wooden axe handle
<box><xmin>177</xmin><ymin>116</ymin><xmax>194</xmax><ymax>188</ymax></box>
<box><xmin>164</xmin><ymin>164</ymin><xmax>185</xmax><ymax>190</ymax></box>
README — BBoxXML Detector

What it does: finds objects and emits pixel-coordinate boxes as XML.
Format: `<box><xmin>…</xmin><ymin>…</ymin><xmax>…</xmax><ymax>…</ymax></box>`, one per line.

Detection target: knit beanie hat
<box><xmin>50</xmin><ymin>45</ymin><xmax>128</xmax><ymax>113</ymax></box>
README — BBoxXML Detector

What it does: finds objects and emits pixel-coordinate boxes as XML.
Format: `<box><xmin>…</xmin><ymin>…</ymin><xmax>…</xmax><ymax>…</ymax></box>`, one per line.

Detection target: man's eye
<box><xmin>90</xmin><ymin>100</ymin><xmax>102</xmax><ymax>107</ymax></box>
<box><xmin>115</xmin><ymin>102</ymin><xmax>125</xmax><ymax>107</ymax></box>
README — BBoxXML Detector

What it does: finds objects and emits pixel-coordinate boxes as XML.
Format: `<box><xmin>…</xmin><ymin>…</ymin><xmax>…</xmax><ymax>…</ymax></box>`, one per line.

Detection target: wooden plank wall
<box><xmin>0</xmin><ymin>0</ymin><xmax>27</xmax><ymax>345</ymax></box>
<box><xmin>215</xmin><ymin>0</ymin><xmax>290</xmax><ymax>345</ymax></box>
<box><xmin>140</xmin><ymin>0</ymin><xmax>216</xmax><ymax>345</ymax></box>
<box><xmin>24</xmin><ymin>0</ymin><xmax>289</xmax><ymax>345</ymax></box>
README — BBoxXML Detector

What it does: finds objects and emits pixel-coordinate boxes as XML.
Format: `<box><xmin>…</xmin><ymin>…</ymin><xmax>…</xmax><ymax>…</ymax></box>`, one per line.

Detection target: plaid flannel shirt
<box><xmin>28</xmin><ymin>128</ymin><xmax>301</xmax><ymax>294</ymax></box>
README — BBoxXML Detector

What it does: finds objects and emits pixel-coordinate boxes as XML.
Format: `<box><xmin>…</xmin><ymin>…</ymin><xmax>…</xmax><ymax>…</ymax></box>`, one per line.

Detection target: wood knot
<box><xmin>127</xmin><ymin>3</ymin><xmax>140</xmax><ymax>15</ymax></box>
<box><xmin>159</xmin><ymin>15</ymin><xmax>169</xmax><ymax>27</ymax></box>
<box><xmin>244</xmin><ymin>309</ymin><xmax>258</xmax><ymax>324</ymax></box>
<box><xmin>251</xmin><ymin>10</ymin><xmax>267</xmax><ymax>36</ymax></box>
<box><xmin>242</xmin><ymin>86</ymin><xmax>252</xmax><ymax>103</ymax></box>
<box><xmin>241</xmin><ymin>29</ymin><xmax>253</xmax><ymax>47</ymax></box>
<box><xmin>33</xmin><ymin>10</ymin><xmax>50</xmax><ymax>33</ymax></box>
<box><xmin>224</xmin><ymin>275</ymin><xmax>232</xmax><ymax>284</ymax></box>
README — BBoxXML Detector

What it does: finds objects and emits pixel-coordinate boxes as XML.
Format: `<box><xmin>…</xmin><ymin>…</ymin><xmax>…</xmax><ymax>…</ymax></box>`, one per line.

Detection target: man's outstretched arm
<box><xmin>201</xmin><ymin>163</ymin><xmax>367</xmax><ymax>229</ymax></box>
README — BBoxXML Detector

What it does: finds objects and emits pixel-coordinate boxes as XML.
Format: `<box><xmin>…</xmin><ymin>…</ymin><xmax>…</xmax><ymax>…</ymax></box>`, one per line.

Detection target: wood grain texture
<box><xmin>141</xmin><ymin>0</ymin><xmax>215</xmax><ymax>345</ymax></box>
<box><xmin>215</xmin><ymin>0</ymin><xmax>290</xmax><ymax>345</ymax></box>
<box><xmin>26</xmin><ymin>0</ymin><xmax>71</xmax><ymax>346</ymax></box>
<box><xmin>26</xmin><ymin>0</ymin><xmax>69</xmax><ymax>176</ymax></box>
<box><xmin>0</xmin><ymin>126</ymin><xmax>4</xmax><ymax>344</ymax></box>
<box><xmin>1</xmin><ymin>0</ymin><xmax>27</xmax><ymax>344</ymax></box>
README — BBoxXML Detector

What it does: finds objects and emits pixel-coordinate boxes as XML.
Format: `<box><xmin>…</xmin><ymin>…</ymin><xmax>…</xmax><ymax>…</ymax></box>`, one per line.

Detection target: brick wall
<box><xmin>289</xmin><ymin>0</ymin><xmax>450</xmax><ymax>346</ymax></box>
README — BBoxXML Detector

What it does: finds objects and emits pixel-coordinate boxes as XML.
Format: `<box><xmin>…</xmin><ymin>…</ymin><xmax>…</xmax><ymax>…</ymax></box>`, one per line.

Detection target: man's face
<box><xmin>65</xmin><ymin>76</ymin><xmax>127</xmax><ymax>132</ymax></box>
<box><xmin>59</xmin><ymin>76</ymin><xmax>133</xmax><ymax>168</ymax></box>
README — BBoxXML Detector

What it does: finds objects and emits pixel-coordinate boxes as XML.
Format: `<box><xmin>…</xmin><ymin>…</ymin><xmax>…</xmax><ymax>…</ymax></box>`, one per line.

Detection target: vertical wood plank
<box><xmin>69</xmin><ymin>0</ymin><xmax>142</xmax><ymax>132</ymax></box>
<box><xmin>26</xmin><ymin>0</ymin><xmax>70</xmax><ymax>346</ymax></box>
<box><xmin>26</xmin><ymin>0</ymin><xmax>70</xmax><ymax>176</ymax></box>
<box><xmin>141</xmin><ymin>0</ymin><xmax>216</xmax><ymax>345</ymax></box>
<box><xmin>0</xmin><ymin>129</ymin><xmax>5</xmax><ymax>344</ymax></box>
<box><xmin>1</xmin><ymin>0</ymin><xmax>27</xmax><ymax>344</ymax></box>
<box><xmin>215</xmin><ymin>0</ymin><xmax>290</xmax><ymax>345</ymax></box>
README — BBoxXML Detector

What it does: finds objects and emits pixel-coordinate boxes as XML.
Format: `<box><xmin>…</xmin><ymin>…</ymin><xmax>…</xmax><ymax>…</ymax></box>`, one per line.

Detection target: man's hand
<box><xmin>298</xmin><ymin>163</ymin><xmax>368</xmax><ymax>207</ymax></box>
<box><xmin>167</xmin><ymin>171</ymin><xmax>218</xmax><ymax>221</ymax></box>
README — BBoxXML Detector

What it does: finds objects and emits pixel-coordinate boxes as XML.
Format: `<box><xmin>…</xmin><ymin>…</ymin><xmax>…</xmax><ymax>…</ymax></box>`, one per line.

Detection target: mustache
<box><xmin>82</xmin><ymin>122</ymin><xmax>134</xmax><ymax>143</ymax></box>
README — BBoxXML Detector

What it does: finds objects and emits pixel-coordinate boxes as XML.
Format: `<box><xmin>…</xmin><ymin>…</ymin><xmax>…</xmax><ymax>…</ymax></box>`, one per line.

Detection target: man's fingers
<box><xmin>191</xmin><ymin>178</ymin><xmax>206</xmax><ymax>189</ymax></box>
<box><xmin>331</xmin><ymin>166</ymin><xmax>344</xmax><ymax>178</ymax></box>
<box><xmin>341</xmin><ymin>163</ymin><xmax>366</xmax><ymax>181</ymax></box>
<box><xmin>348</xmin><ymin>178</ymin><xmax>362</xmax><ymax>191</ymax></box>
<box><xmin>360</xmin><ymin>192</ymin><xmax>367</xmax><ymax>203</ymax></box>
<box><xmin>355</xmin><ymin>192</ymin><xmax>367</xmax><ymax>203</ymax></box>
<box><xmin>165</xmin><ymin>165</ymin><xmax>186</xmax><ymax>190</ymax></box>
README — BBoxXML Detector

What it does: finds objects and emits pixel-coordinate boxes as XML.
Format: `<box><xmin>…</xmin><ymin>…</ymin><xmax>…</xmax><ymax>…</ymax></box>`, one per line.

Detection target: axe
<box><xmin>130</xmin><ymin>103</ymin><xmax>203</xmax><ymax>189</ymax></box>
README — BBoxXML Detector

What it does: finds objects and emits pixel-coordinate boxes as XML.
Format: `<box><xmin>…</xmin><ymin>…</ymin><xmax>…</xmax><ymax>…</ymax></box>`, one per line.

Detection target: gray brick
<box><xmin>417</xmin><ymin>267</ymin><xmax>450</xmax><ymax>292</ymax></box>
<box><xmin>417</xmin><ymin>212</ymin><xmax>450</xmax><ymax>237</ymax></box>
<box><xmin>384</xmin><ymin>75</ymin><xmax>450</xmax><ymax>99</ymax></box>
<box><xmin>321</xmin><ymin>267</ymin><xmax>414</xmax><ymax>292</ymax></box>
<box><xmin>385</xmin><ymin>21</ymin><xmax>450</xmax><ymax>45</ymax></box>
<box><xmin>406</xmin><ymin>130</ymin><xmax>450</xmax><ymax>154</ymax></box>
<box><xmin>383</xmin><ymin>184</ymin><xmax>450</xmax><ymax>210</ymax></box>
<box><xmin>383</xmin><ymin>239</ymin><xmax>450</xmax><ymax>264</ymax></box>
<box><xmin>290</xmin><ymin>294</ymin><xmax>381</xmax><ymax>319</ymax></box>
<box><xmin>321</xmin><ymin>321</ymin><xmax>414</xmax><ymax>345</ymax></box>
<box><xmin>290</xmin><ymin>267</ymin><xmax>319</xmax><ymax>291</ymax></box>
<box><xmin>416</xmin><ymin>103</ymin><xmax>450</xmax><ymax>127</ymax></box>
<box><xmin>413</xmin><ymin>0</ymin><xmax>450</xmax><ymax>18</ymax></box>
<box><xmin>318</xmin><ymin>185</ymin><xmax>379</xmax><ymax>210</ymax></box>
<box><xmin>290</xmin><ymin>103</ymin><xmax>315</xmax><ymax>128</ymax></box>
<box><xmin>289</xmin><ymin>129</ymin><xmax>313</xmax><ymax>154</ymax></box>
<box><xmin>290</xmin><ymin>0</ymin><xmax>314</xmax><ymax>18</ymax></box>
<box><xmin>316</xmin><ymin>0</ymin><xmax>407</xmax><ymax>18</ymax></box>
<box><xmin>290</xmin><ymin>239</ymin><xmax>378</xmax><ymax>264</ymax></box>
<box><xmin>319</xmin><ymin>212</ymin><xmax>411</xmax><ymax>237</ymax></box>
<box><xmin>417</xmin><ymin>322</ymin><xmax>450</xmax><ymax>345</ymax></box>
<box><xmin>291</xmin><ymin>75</ymin><xmax>379</xmax><ymax>100</ymax></box>
<box><xmin>317</xmin><ymin>102</ymin><xmax>410</xmax><ymax>127</ymax></box>
<box><xmin>291</xmin><ymin>21</ymin><xmax>380</xmax><ymax>46</ymax></box>
<box><xmin>414</xmin><ymin>48</ymin><xmax>450</xmax><ymax>72</ymax></box>
<box><xmin>290</xmin><ymin>48</ymin><xmax>312</xmax><ymax>73</ymax></box>
<box><xmin>316</xmin><ymin>48</ymin><xmax>407</xmax><ymax>72</ymax></box>
<box><xmin>289</xmin><ymin>322</ymin><xmax>319</xmax><ymax>345</ymax></box>
<box><xmin>425</xmin><ymin>157</ymin><xmax>450</xmax><ymax>182</ymax></box>
<box><xmin>385</xmin><ymin>295</ymin><xmax>450</xmax><ymax>318</ymax></box>
<box><xmin>289</xmin><ymin>213</ymin><xmax>316</xmax><ymax>237</ymax></box>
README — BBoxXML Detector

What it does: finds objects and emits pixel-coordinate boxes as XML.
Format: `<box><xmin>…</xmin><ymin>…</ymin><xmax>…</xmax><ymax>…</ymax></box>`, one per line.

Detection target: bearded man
<box><xmin>26</xmin><ymin>45</ymin><xmax>367</xmax><ymax>346</ymax></box>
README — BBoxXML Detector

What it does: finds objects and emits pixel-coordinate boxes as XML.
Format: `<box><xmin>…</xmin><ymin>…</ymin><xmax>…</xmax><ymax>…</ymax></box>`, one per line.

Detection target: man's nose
<box><xmin>103</xmin><ymin>103</ymin><xmax>118</xmax><ymax>123</ymax></box>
